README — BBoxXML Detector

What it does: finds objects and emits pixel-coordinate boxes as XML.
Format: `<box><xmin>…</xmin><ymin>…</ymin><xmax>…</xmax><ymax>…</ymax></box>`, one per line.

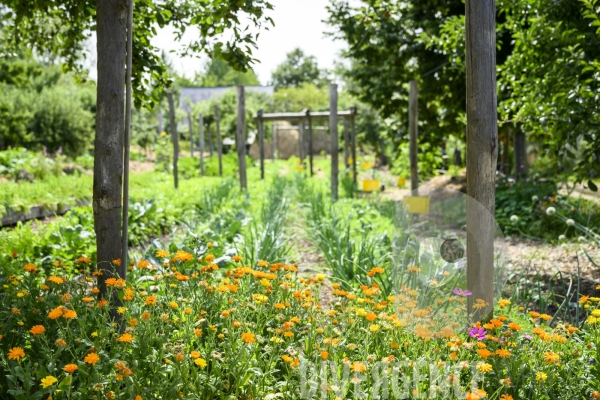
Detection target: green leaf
<box><xmin>588</xmin><ymin>180</ymin><xmax>598</xmax><ymax>192</ymax></box>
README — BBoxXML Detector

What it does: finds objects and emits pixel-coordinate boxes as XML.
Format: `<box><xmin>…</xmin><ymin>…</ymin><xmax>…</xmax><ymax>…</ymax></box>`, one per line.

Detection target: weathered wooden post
<box><xmin>513</xmin><ymin>127</ymin><xmax>526</xmax><ymax>179</ymax></box>
<box><xmin>466</xmin><ymin>0</ymin><xmax>498</xmax><ymax>320</ymax></box>
<box><xmin>258</xmin><ymin>109</ymin><xmax>265</xmax><ymax>179</ymax></box>
<box><xmin>236</xmin><ymin>85</ymin><xmax>247</xmax><ymax>190</ymax></box>
<box><xmin>188</xmin><ymin>111</ymin><xmax>194</xmax><ymax>157</ymax></box>
<box><xmin>207</xmin><ymin>123</ymin><xmax>214</xmax><ymax>157</ymax></box>
<box><xmin>409</xmin><ymin>80</ymin><xmax>419</xmax><ymax>191</ymax></box>
<box><xmin>308</xmin><ymin>111</ymin><xmax>314</xmax><ymax>177</ymax></box>
<box><xmin>271</xmin><ymin>124</ymin><xmax>276</xmax><ymax>161</ymax></box>
<box><xmin>351</xmin><ymin>108</ymin><xmax>357</xmax><ymax>185</ymax></box>
<box><xmin>214</xmin><ymin>104</ymin><xmax>223</xmax><ymax>176</ymax></box>
<box><xmin>167</xmin><ymin>90</ymin><xmax>179</xmax><ymax>189</ymax></box>
<box><xmin>330</xmin><ymin>84</ymin><xmax>339</xmax><ymax>200</ymax></box>
<box><xmin>121</xmin><ymin>0</ymin><xmax>134</xmax><ymax>275</ymax></box>
<box><xmin>199</xmin><ymin>114</ymin><xmax>205</xmax><ymax>176</ymax></box>
<box><xmin>343</xmin><ymin>118</ymin><xmax>349</xmax><ymax>169</ymax></box>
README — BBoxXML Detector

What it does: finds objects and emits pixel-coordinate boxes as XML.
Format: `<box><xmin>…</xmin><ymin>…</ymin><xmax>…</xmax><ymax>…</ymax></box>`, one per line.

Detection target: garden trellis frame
<box><xmin>253</xmin><ymin>102</ymin><xmax>358</xmax><ymax>199</ymax></box>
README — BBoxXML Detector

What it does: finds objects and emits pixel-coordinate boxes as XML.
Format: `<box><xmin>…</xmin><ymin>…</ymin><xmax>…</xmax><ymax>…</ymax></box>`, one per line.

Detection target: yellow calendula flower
<box><xmin>40</xmin><ymin>375</ymin><xmax>58</xmax><ymax>388</ymax></box>
<box><xmin>194</xmin><ymin>358</ymin><xmax>207</xmax><ymax>368</ymax></box>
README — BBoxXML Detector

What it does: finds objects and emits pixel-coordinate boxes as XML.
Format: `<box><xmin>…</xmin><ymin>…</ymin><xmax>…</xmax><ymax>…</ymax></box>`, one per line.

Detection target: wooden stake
<box><xmin>308</xmin><ymin>112</ymin><xmax>314</xmax><ymax>177</ymax></box>
<box><xmin>466</xmin><ymin>0</ymin><xmax>498</xmax><ymax>320</ymax></box>
<box><xmin>513</xmin><ymin>127</ymin><xmax>526</xmax><ymax>180</ymax></box>
<box><xmin>330</xmin><ymin>84</ymin><xmax>339</xmax><ymax>201</ymax></box>
<box><xmin>343</xmin><ymin>118</ymin><xmax>349</xmax><ymax>170</ymax></box>
<box><xmin>188</xmin><ymin>111</ymin><xmax>194</xmax><ymax>158</ymax></box>
<box><xmin>351</xmin><ymin>109</ymin><xmax>357</xmax><ymax>185</ymax></box>
<box><xmin>236</xmin><ymin>86</ymin><xmax>247</xmax><ymax>190</ymax></box>
<box><xmin>271</xmin><ymin>123</ymin><xmax>276</xmax><ymax>161</ymax></box>
<box><xmin>298</xmin><ymin>116</ymin><xmax>305</xmax><ymax>161</ymax></box>
<box><xmin>258</xmin><ymin>109</ymin><xmax>265</xmax><ymax>179</ymax></box>
<box><xmin>121</xmin><ymin>0</ymin><xmax>134</xmax><ymax>274</ymax></box>
<box><xmin>409</xmin><ymin>80</ymin><xmax>419</xmax><ymax>191</ymax></box>
<box><xmin>207</xmin><ymin>123</ymin><xmax>213</xmax><ymax>157</ymax></box>
<box><xmin>214</xmin><ymin>104</ymin><xmax>223</xmax><ymax>176</ymax></box>
<box><xmin>199</xmin><ymin>114</ymin><xmax>205</xmax><ymax>177</ymax></box>
<box><xmin>167</xmin><ymin>91</ymin><xmax>178</xmax><ymax>189</ymax></box>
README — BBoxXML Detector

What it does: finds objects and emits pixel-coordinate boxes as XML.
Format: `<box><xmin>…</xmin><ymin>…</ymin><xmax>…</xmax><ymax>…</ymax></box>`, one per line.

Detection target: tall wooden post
<box><xmin>188</xmin><ymin>112</ymin><xmax>194</xmax><ymax>157</ymax></box>
<box><xmin>214</xmin><ymin>104</ymin><xmax>223</xmax><ymax>176</ymax></box>
<box><xmin>409</xmin><ymin>80</ymin><xmax>419</xmax><ymax>191</ymax></box>
<box><xmin>299</xmin><ymin>114</ymin><xmax>305</xmax><ymax>161</ymax></box>
<box><xmin>343</xmin><ymin>118</ymin><xmax>349</xmax><ymax>169</ymax></box>
<box><xmin>271</xmin><ymin>124</ymin><xmax>276</xmax><ymax>161</ymax></box>
<box><xmin>351</xmin><ymin>109</ymin><xmax>357</xmax><ymax>185</ymax></box>
<box><xmin>466</xmin><ymin>0</ymin><xmax>498</xmax><ymax>320</ymax></box>
<box><xmin>513</xmin><ymin>127</ymin><xmax>526</xmax><ymax>179</ymax></box>
<box><xmin>167</xmin><ymin>91</ymin><xmax>178</xmax><ymax>189</ymax></box>
<box><xmin>207</xmin><ymin>123</ymin><xmax>214</xmax><ymax>157</ymax></box>
<box><xmin>199</xmin><ymin>114</ymin><xmax>205</xmax><ymax>176</ymax></box>
<box><xmin>330</xmin><ymin>84</ymin><xmax>339</xmax><ymax>200</ymax></box>
<box><xmin>236</xmin><ymin>86</ymin><xmax>247</xmax><ymax>190</ymax></box>
<box><xmin>121</xmin><ymin>0</ymin><xmax>134</xmax><ymax>276</ymax></box>
<box><xmin>308</xmin><ymin>112</ymin><xmax>314</xmax><ymax>177</ymax></box>
<box><xmin>258</xmin><ymin>110</ymin><xmax>265</xmax><ymax>179</ymax></box>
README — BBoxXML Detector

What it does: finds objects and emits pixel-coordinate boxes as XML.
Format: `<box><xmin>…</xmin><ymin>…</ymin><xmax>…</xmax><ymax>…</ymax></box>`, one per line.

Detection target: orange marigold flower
<box><xmin>145</xmin><ymin>296</ymin><xmax>157</xmax><ymax>305</ymax></box>
<box><xmin>231</xmin><ymin>255</ymin><xmax>243</xmax><ymax>262</ymax></box>
<box><xmin>76</xmin><ymin>256</ymin><xmax>91</xmax><ymax>264</ymax></box>
<box><xmin>48</xmin><ymin>276</ymin><xmax>64</xmax><ymax>285</ymax></box>
<box><xmin>241</xmin><ymin>332</ymin><xmax>256</xmax><ymax>344</ymax></box>
<box><xmin>23</xmin><ymin>263</ymin><xmax>37</xmax><ymax>272</ymax></box>
<box><xmin>321</xmin><ymin>351</ymin><xmax>329</xmax><ymax>360</ymax></box>
<box><xmin>105</xmin><ymin>278</ymin><xmax>126</xmax><ymax>288</ymax></box>
<box><xmin>507</xmin><ymin>322</ymin><xmax>521</xmax><ymax>331</ymax></box>
<box><xmin>117</xmin><ymin>333</ymin><xmax>134</xmax><ymax>343</ymax></box>
<box><xmin>8</xmin><ymin>347</ymin><xmax>25</xmax><ymax>361</ymax></box>
<box><xmin>29</xmin><ymin>325</ymin><xmax>45</xmax><ymax>335</ymax></box>
<box><xmin>62</xmin><ymin>309</ymin><xmax>77</xmax><ymax>319</ymax></box>
<box><xmin>365</xmin><ymin>312</ymin><xmax>377</xmax><ymax>322</ymax></box>
<box><xmin>55</xmin><ymin>339</ymin><xmax>67</xmax><ymax>348</ymax></box>
<box><xmin>137</xmin><ymin>260</ymin><xmax>150</xmax><ymax>269</ymax></box>
<box><xmin>84</xmin><ymin>353</ymin><xmax>100</xmax><ymax>365</ymax></box>
<box><xmin>63</xmin><ymin>364</ymin><xmax>78</xmax><ymax>373</ymax></box>
<box><xmin>544</xmin><ymin>351</ymin><xmax>560</xmax><ymax>364</ymax></box>
<box><xmin>495</xmin><ymin>349</ymin><xmax>511</xmax><ymax>358</ymax></box>
<box><xmin>112</xmin><ymin>258</ymin><xmax>121</xmax><ymax>266</ymax></box>
<box><xmin>172</xmin><ymin>250</ymin><xmax>194</xmax><ymax>263</ymax></box>
<box><xmin>478</xmin><ymin>349</ymin><xmax>491</xmax><ymax>358</ymax></box>
<box><xmin>48</xmin><ymin>306</ymin><xmax>64</xmax><ymax>319</ymax></box>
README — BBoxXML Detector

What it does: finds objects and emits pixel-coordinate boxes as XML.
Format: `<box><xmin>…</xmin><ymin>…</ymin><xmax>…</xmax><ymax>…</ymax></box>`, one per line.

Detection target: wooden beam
<box><xmin>214</xmin><ymin>104</ymin><xmax>223</xmax><ymax>176</ymax></box>
<box><xmin>409</xmin><ymin>80</ymin><xmax>419</xmax><ymax>191</ymax></box>
<box><xmin>466</xmin><ymin>0</ymin><xmax>498</xmax><ymax>320</ymax></box>
<box><xmin>351</xmin><ymin>110</ymin><xmax>357</xmax><ymax>185</ymax></box>
<box><xmin>121</xmin><ymin>0</ymin><xmax>134</xmax><ymax>275</ymax></box>
<box><xmin>199</xmin><ymin>114</ymin><xmax>205</xmax><ymax>176</ymax></box>
<box><xmin>330</xmin><ymin>84</ymin><xmax>339</xmax><ymax>201</ymax></box>
<box><xmin>167</xmin><ymin>91</ymin><xmax>179</xmax><ymax>189</ymax></box>
<box><xmin>258</xmin><ymin>109</ymin><xmax>265</xmax><ymax>179</ymax></box>
<box><xmin>188</xmin><ymin>111</ymin><xmax>194</xmax><ymax>158</ymax></box>
<box><xmin>237</xmin><ymin>85</ymin><xmax>247</xmax><ymax>190</ymax></box>
<box><xmin>256</xmin><ymin>109</ymin><xmax>357</xmax><ymax>122</ymax></box>
<box><xmin>343</xmin><ymin>118</ymin><xmax>349</xmax><ymax>170</ymax></box>
<box><xmin>308</xmin><ymin>113</ymin><xmax>314</xmax><ymax>177</ymax></box>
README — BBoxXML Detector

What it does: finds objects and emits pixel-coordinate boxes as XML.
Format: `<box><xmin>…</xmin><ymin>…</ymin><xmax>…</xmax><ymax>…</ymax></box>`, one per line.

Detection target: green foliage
<box><xmin>271</xmin><ymin>48</ymin><xmax>328</xmax><ymax>88</ymax></box>
<box><xmin>495</xmin><ymin>176</ymin><xmax>600</xmax><ymax>241</ymax></box>
<box><xmin>178</xmin><ymin>153</ymin><xmax>247</xmax><ymax>179</ymax></box>
<box><xmin>0</xmin><ymin>1</ymin><xmax>274</xmax><ymax>108</ymax></box>
<box><xmin>391</xmin><ymin>141</ymin><xmax>444</xmax><ymax>180</ymax></box>
<box><xmin>272</xmin><ymin>83</ymin><xmax>329</xmax><ymax>112</ymax></box>
<box><xmin>198</xmin><ymin>58</ymin><xmax>260</xmax><ymax>87</ymax></box>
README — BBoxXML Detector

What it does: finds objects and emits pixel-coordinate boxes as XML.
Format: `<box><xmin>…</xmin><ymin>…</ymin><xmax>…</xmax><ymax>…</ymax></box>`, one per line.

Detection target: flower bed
<box><xmin>2</xmin><ymin>246</ymin><xmax>600</xmax><ymax>399</ymax></box>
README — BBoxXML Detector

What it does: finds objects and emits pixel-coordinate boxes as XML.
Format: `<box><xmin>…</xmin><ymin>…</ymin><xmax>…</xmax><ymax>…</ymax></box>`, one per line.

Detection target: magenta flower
<box><xmin>468</xmin><ymin>326</ymin><xmax>487</xmax><ymax>340</ymax></box>
<box><xmin>452</xmin><ymin>288</ymin><xmax>472</xmax><ymax>296</ymax></box>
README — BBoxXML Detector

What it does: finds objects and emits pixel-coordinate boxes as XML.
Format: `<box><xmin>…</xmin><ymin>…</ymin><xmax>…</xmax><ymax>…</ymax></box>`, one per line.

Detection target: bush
<box><xmin>0</xmin><ymin>82</ymin><xmax>95</xmax><ymax>157</ymax></box>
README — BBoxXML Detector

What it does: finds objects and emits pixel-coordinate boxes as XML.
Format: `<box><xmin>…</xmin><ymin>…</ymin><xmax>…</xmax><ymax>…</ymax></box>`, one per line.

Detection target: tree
<box><xmin>271</xmin><ymin>48</ymin><xmax>327</xmax><ymax>88</ymax></box>
<box><xmin>199</xmin><ymin>58</ymin><xmax>260</xmax><ymax>87</ymax></box>
<box><xmin>0</xmin><ymin>0</ymin><xmax>274</xmax><ymax>296</ymax></box>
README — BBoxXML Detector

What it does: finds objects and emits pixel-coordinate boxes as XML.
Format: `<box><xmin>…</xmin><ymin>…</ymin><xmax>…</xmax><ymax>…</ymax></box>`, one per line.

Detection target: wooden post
<box><xmin>271</xmin><ymin>123</ymin><xmax>276</xmax><ymax>161</ymax></box>
<box><xmin>409</xmin><ymin>80</ymin><xmax>419</xmax><ymax>191</ymax></box>
<box><xmin>236</xmin><ymin>85</ymin><xmax>247</xmax><ymax>190</ymax></box>
<box><xmin>207</xmin><ymin>122</ymin><xmax>214</xmax><ymax>157</ymax></box>
<box><xmin>188</xmin><ymin>111</ymin><xmax>194</xmax><ymax>157</ymax></box>
<box><xmin>199</xmin><ymin>114</ymin><xmax>205</xmax><ymax>176</ymax></box>
<box><xmin>157</xmin><ymin>109</ymin><xmax>163</xmax><ymax>135</ymax></box>
<box><xmin>513</xmin><ymin>127</ymin><xmax>526</xmax><ymax>179</ymax></box>
<box><xmin>258</xmin><ymin>109</ymin><xmax>265</xmax><ymax>179</ymax></box>
<box><xmin>167</xmin><ymin>91</ymin><xmax>178</xmax><ymax>189</ymax></box>
<box><xmin>214</xmin><ymin>104</ymin><xmax>223</xmax><ymax>176</ymax></box>
<box><xmin>121</xmin><ymin>0</ymin><xmax>134</xmax><ymax>275</ymax></box>
<box><xmin>298</xmin><ymin>115</ymin><xmax>305</xmax><ymax>161</ymax></box>
<box><xmin>466</xmin><ymin>0</ymin><xmax>498</xmax><ymax>320</ymax></box>
<box><xmin>502</xmin><ymin>128</ymin><xmax>510</xmax><ymax>174</ymax></box>
<box><xmin>343</xmin><ymin>118</ymin><xmax>349</xmax><ymax>169</ymax></box>
<box><xmin>351</xmin><ymin>110</ymin><xmax>357</xmax><ymax>185</ymax></box>
<box><xmin>330</xmin><ymin>84</ymin><xmax>339</xmax><ymax>200</ymax></box>
<box><xmin>308</xmin><ymin>112</ymin><xmax>314</xmax><ymax>177</ymax></box>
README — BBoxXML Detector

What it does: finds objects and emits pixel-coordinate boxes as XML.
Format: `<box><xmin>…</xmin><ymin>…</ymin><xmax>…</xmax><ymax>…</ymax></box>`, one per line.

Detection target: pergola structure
<box><xmin>254</xmin><ymin>105</ymin><xmax>358</xmax><ymax>200</ymax></box>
